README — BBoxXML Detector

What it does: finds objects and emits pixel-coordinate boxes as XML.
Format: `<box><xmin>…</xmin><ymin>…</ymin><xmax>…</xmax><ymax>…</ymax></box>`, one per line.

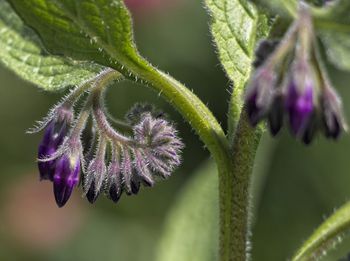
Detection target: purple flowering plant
<box><xmin>1</xmin><ymin>0</ymin><xmax>350</xmax><ymax>260</ymax></box>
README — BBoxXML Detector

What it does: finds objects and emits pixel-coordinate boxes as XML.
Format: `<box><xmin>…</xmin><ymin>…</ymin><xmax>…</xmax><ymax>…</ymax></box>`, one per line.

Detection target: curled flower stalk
<box><xmin>33</xmin><ymin>68</ymin><xmax>183</xmax><ymax>207</ymax></box>
<box><xmin>91</xmin><ymin>84</ymin><xmax>184</xmax><ymax>197</ymax></box>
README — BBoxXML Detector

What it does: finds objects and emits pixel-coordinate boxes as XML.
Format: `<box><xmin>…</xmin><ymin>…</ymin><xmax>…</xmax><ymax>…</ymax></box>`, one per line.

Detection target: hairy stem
<box><xmin>123</xmin><ymin>60</ymin><xmax>231</xmax><ymax>171</ymax></box>
<box><xmin>120</xmin><ymin>55</ymin><xmax>260</xmax><ymax>261</ymax></box>
<box><xmin>220</xmin><ymin>109</ymin><xmax>262</xmax><ymax>261</ymax></box>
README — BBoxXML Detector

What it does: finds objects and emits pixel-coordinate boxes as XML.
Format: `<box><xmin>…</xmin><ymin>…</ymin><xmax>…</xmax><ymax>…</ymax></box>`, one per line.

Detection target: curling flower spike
<box><xmin>34</xmin><ymin>69</ymin><xmax>183</xmax><ymax>207</ymax></box>
<box><xmin>34</xmin><ymin>74</ymin><xmax>183</xmax><ymax>207</ymax></box>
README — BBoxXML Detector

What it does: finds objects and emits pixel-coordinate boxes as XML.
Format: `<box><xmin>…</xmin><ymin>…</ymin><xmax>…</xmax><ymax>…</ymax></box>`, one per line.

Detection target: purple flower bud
<box><xmin>53</xmin><ymin>147</ymin><xmax>80</xmax><ymax>207</ymax></box>
<box><xmin>130</xmin><ymin>179</ymin><xmax>141</xmax><ymax>195</ymax></box>
<box><xmin>321</xmin><ymin>87</ymin><xmax>347</xmax><ymax>139</ymax></box>
<box><xmin>253</xmin><ymin>40</ymin><xmax>279</xmax><ymax>68</ymax></box>
<box><xmin>38</xmin><ymin>107</ymin><xmax>73</xmax><ymax>181</ymax></box>
<box><xmin>301</xmin><ymin>112</ymin><xmax>319</xmax><ymax>145</ymax></box>
<box><xmin>245</xmin><ymin>67</ymin><xmax>277</xmax><ymax>126</ymax></box>
<box><xmin>286</xmin><ymin>78</ymin><xmax>314</xmax><ymax>136</ymax></box>
<box><xmin>268</xmin><ymin>94</ymin><xmax>284</xmax><ymax>136</ymax></box>
<box><xmin>133</xmin><ymin>113</ymin><xmax>184</xmax><ymax>178</ymax></box>
<box><xmin>121</xmin><ymin>148</ymin><xmax>137</xmax><ymax>195</ymax></box>
<box><xmin>84</xmin><ymin>158</ymin><xmax>107</xmax><ymax>204</ymax></box>
<box><xmin>106</xmin><ymin>158</ymin><xmax>123</xmax><ymax>203</ymax></box>
<box><xmin>133</xmin><ymin>149</ymin><xmax>154</xmax><ymax>187</ymax></box>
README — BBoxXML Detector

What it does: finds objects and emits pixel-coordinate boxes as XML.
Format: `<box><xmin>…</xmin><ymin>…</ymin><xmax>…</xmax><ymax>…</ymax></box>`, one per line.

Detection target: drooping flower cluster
<box><xmin>245</xmin><ymin>4</ymin><xmax>347</xmax><ymax>144</ymax></box>
<box><xmin>32</xmin><ymin>69</ymin><xmax>183</xmax><ymax>207</ymax></box>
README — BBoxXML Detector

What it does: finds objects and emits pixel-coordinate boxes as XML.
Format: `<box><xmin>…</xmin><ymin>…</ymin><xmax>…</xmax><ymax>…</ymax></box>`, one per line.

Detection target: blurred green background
<box><xmin>1</xmin><ymin>1</ymin><xmax>350</xmax><ymax>260</ymax></box>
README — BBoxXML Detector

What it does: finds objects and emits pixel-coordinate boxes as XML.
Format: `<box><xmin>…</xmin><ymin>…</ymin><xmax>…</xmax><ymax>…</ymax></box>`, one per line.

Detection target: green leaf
<box><xmin>0</xmin><ymin>0</ymin><xmax>102</xmax><ymax>91</ymax></box>
<box><xmin>6</xmin><ymin>0</ymin><xmax>145</xmax><ymax>73</ymax></box>
<box><xmin>205</xmin><ymin>0</ymin><xmax>271</xmax><ymax>134</ymax></box>
<box><xmin>253</xmin><ymin>0</ymin><xmax>350</xmax><ymax>72</ymax></box>
<box><xmin>253</xmin><ymin>0</ymin><xmax>298</xmax><ymax>17</ymax></box>
<box><xmin>155</xmin><ymin>161</ymin><xmax>219</xmax><ymax>261</ymax></box>
<box><xmin>319</xmin><ymin>31</ymin><xmax>350</xmax><ymax>71</ymax></box>
<box><xmin>313</xmin><ymin>0</ymin><xmax>350</xmax><ymax>26</ymax></box>
<box><xmin>291</xmin><ymin>201</ymin><xmax>350</xmax><ymax>261</ymax></box>
<box><xmin>205</xmin><ymin>0</ymin><xmax>270</xmax><ymax>97</ymax></box>
<box><xmin>314</xmin><ymin>0</ymin><xmax>350</xmax><ymax>71</ymax></box>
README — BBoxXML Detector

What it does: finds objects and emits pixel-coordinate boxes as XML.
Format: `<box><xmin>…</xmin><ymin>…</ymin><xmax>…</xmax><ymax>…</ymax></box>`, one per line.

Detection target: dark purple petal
<box><xmin>53</xmin><ymin>153</ymin><xmax>80</xmax><ymax>208</ymax></box>
<box><xmin>106</xmin><ymin>159</ymin><xmax>123</xmax><ymax>203</ymax></box>
<box><xmin>286</xmin><ymin>81</ymin><xmax>314</xmax><ymax>136</ymax></box>
<box><xmin>108</xmin><ymin>183</ymin><xmax>122</xmax><ymax>203</ymax></box>
<box><xmin>38</xmin><ymin>109</ymin><xmax>72</xmax><ymax>181</ymax></box>
<box><xmin>86</xmin><ymin>181</ymin><xmax>98</xmax><ymax>204</ymax></box>
<box><xmin>268</xmin><ymin>94</ymin><xmax>284</xmax><ymax>136</ymax></box>
<box><xmin>246</xmin><ymin>91</ymin><xmax>262</xmax><ymax>127</ymax></box>
<box><xmin>38</xmin><ymin>121</ymin><xmax>57</xmax><ymax>181</ymax></box>
<box><xmin>83</xmin><ymin>158</ymin><xmax>107</xmax><ymax>204</ymax></box>
<box><xmin>38</xmin><ymin>144</ymin><xmax>57</xmax><ymax>181</ymax></box>
<box><xmin>253</xmin><ymin>40</ymin><xmax>279</xmax><ymax>68</ymax></box>
<box><xmin>130</xmin><ymin>179</ymin><xmax>140</xmax><ymax>195</ymax></box>
<box><xmin>323</xmin><ymin>114</ymin><xmax>341</xmax><ymax>139</ymax></box>
<box><xmin>245</xmin><ymin>67</ymin><xmax>276</xmax><ymax>127</ymax></box>
<box><xmin>301</xmin><ymin>112</ymin><xmax>319</xmax><ymax>145</ymax></box>
<box><xmin>321</xmin><ymin>87</ymin><xmax>346</xmax><ymax>140</ymax></box>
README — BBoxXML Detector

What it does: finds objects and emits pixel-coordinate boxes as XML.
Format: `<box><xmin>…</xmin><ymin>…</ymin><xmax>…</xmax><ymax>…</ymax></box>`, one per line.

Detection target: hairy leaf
<box><xmin>155</xmin><ymin>161</ymin><xmax>219</xmax><ymax>261</ymax></box>
<box><xmin>205</xmin><ymin>0</ymin><xmax>270</xmax><ymax>132</ymax></box>
<box><xmin>7</xmin><ymin>0</ymin><xmax>145</xmax><ymax>74</ymax></box>
<box><xmin>292</xmin><ymin>201</ymin><xmax>350</xmax><ymax>261</ymax></box>
<box><xmin>0</xmin><ymin>0</ymin><xmax>102</xmax><ymax>91</ymax></box>
<box><xmin>205</xmin><ymin>0</ymin><xmax>270</xmax><ymax>96</ymax></box>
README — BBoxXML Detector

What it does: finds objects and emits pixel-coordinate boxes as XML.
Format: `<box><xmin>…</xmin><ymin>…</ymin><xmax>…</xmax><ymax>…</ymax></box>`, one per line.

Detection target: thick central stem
<box><xmin>116</xmin><ymin>55</ymin><xmax>261</xmax><ymax>261</ymax></box>
<box><xmin>219</xmin><ymin>109</ymin><xmax>262</xmax><ymax>261</ymax></box>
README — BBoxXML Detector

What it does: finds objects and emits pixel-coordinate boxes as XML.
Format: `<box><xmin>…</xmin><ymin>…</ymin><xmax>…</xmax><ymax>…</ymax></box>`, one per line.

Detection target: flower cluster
<box><xmin>33</xmin><ymin>69</ymin><xmax>183</xmax><ymax>207</ymax></box>
<box><xmin>245</xmin><ymin>4</ymin><xmax>347</xmax><ymax>144</ymax></box>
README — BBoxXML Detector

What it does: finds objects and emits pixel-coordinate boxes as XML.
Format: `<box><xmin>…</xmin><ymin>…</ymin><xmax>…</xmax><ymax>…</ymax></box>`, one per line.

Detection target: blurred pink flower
<box><xmin>2</xmin><ymin>173</ymin><xmax>86</xmax><ymax>251</ymax></box>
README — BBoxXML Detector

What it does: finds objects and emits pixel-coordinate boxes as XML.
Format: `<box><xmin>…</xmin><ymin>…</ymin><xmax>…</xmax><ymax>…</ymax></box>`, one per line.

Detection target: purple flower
<box><xmin>267</xmin><ymin>93</ymin><xmax>284</xmax><ymax>136</ymax></box>
<box><xmin>301</xmin><ymin>112</ymin><xmax>319</xmax><ymax>145</ymax></box>
<box><xmin>38</xmin><ymin>108</ymin><xmax>73</xmax><ymax>181</ymax></box>
<box><xmin>84</xmin><ymin>157</ymin><xmax>107</xmax><ymax>204</ymax></box>
<box><xmin>321</xmin><ymin>87</ymin><xmax>347</xmax><ymax>139</ymax></box>
<box><xmin>53</xmin><ymin>147</ymin><xmax>81</xmax><ymax>207</ymax></box>
<box><xmin>121</xmin><ymin>148</ymin><xmax>138</xmax><ymax>195</ymax></box>
<box><xmin>106</xmin><ymin>157</ymin><xmax>123</xmax><ymax>203</ymax></box>
<box><xmin>286</xmin><ymin>78</ymin><xmax>314</xmax><ymax>136</ymax></box>
<box><xmin>245</xmin><ymin>67</ymin><xmax>277</xmax><ymax>126</ymax></box>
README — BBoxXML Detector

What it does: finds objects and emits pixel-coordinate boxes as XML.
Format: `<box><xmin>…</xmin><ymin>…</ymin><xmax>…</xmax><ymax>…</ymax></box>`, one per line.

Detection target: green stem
<box><xmin>115</xmin><ymin>51</ymin><xmax>263</xmax><ymax>261</ymax></box>
<box><xmin>292</xmin><ymin>201</ymin><xmax>350</xmax><ymax>261</ymax></box>
<box><xmin>122</xmin><ymin>58</ymin><xmax>231</xmax><ymax>171</ymax></box>
<box><xmin>220</xmin><ymin>109</ymin><xmax>263</xmax><ymax>261</ymax></box>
